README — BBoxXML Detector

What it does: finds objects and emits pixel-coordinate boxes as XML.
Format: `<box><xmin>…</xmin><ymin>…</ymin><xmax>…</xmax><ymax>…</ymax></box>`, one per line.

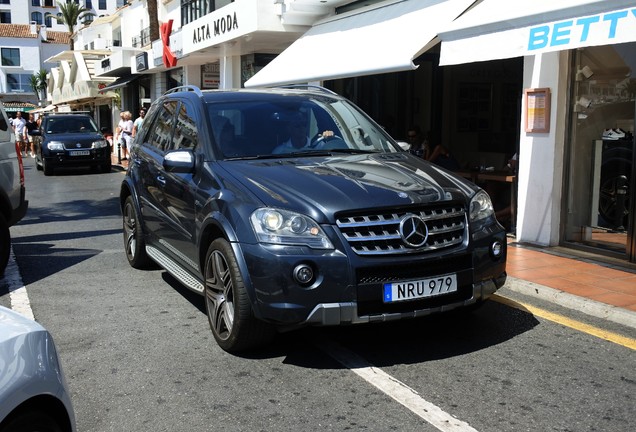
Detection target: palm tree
<box><xmin>29</xmin><ymin>69</ymin><xmax>48</xmax><ymax>104</ymax></box>
<box><xmin>147</xmin><ymin>0</ymin><xmax>159</xmax><ymax>43</ymax></box>
<box><xmin>47</xmin><ymin>1</ymin><xmax>95</xmax><ymax>50</ymax></box>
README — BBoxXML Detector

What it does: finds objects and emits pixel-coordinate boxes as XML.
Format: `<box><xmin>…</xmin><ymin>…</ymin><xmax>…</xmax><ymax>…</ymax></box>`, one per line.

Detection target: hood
<box><xmin>220</xmin><ymin>152</ymin><xmax>477</xmax><ymax>222</ymax></box>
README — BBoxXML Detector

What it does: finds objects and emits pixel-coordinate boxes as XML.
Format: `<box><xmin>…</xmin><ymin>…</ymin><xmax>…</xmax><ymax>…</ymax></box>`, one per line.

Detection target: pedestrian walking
<box><xmin>11</xmin><ymin>112</ymin><xmax>27</xmax><ymax>157</ymax></box>
<box><xmin>25</xmin><ymin>113</ymin><xmax>38</xmax><ymax>158</ymax></box>
<box><xmin>115</xmin><ymin>111</ymin><xmax>134</xmax><ymax>160</ymax></box>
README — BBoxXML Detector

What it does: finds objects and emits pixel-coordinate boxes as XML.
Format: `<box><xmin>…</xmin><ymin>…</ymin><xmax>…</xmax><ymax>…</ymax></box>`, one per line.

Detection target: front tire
<box><xmin>0</xmin><ymin>410</ymin><xmax>64</xmax><ymax>432</ymax></box>
<box><xmin>204</xmin><ymin>238</ymin><xmax>274</xmax><ymax>353</ymax></box>
<box><xmin>42</xmin><ymin>158</ymin><xmax>53</xmax><ymax>176</ymax></box>
<box><xmin>122</xmin><ymin>195</ymin><xmax>151</xmax><ymax>269</ymax></box>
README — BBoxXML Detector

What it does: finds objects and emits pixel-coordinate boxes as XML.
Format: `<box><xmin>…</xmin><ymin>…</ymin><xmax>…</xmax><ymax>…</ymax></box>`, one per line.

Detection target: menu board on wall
<box><xmin>524</xmin><ymin>88</ymin><xmax>551</xmax><ymax>133</ymax></box>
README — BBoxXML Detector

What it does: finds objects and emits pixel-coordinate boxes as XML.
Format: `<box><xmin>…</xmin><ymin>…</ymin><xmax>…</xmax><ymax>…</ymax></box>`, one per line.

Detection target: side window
<box><xmin>145</xmin><ymin>101</ymin><xmax>177</xmax><ymax>153</ymax></box>
<box><xmin>172</xmin><ymin>102</ymin><xmax>198</xmax><ymax>151</ymax></box>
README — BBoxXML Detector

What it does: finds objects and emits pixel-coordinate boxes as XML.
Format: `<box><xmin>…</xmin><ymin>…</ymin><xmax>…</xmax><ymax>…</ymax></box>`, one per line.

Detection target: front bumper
<box><xmin>238</xmin><ymin>228</ymin><xmax>507</xmax><ymax>327</ymax></box>
<box><xmin>303</xmin><ymin>272</ymin><xmax>506</xmax><ymax>325</ymax></box>
<box><xmin>43</xmin><ymin>148</ymin><xmax>111</xmax><ymax>167</ymax></box>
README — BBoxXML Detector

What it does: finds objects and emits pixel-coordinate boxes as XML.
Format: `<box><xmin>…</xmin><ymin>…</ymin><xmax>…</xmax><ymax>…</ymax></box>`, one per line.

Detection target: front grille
<box><xmin>336</xmin><ymin>203</ymin><xmax>466</xmax><ymax>256</ymax></box>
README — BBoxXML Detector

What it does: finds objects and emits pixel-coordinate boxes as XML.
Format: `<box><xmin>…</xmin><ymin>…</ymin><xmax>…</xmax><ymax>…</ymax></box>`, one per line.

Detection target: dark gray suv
<box><xmin>0</xmin><ymin>105</ymin><xmax>28</xmax><ymax>276</ymax></box>
<box><xmin>32</xmin><ymin>112</ymin><xmax>111</xmax><ymax>175</ymax></box>
<box><xmin>120</xmin><ymin>86</ymin><xmax>507</xmax><ymax>352</ymax></box>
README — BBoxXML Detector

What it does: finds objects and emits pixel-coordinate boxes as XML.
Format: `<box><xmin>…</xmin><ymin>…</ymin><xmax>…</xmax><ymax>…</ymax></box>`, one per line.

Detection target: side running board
<box><xmin>146</xmin><ymin>245</ymin><xmax>204</xmax><ymax>293</ymax></box>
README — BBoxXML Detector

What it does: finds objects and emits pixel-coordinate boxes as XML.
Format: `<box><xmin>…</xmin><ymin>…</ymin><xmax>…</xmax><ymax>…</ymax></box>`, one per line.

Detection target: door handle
<box><xmin>156</xmin><ymin>175</ymin><xmax>166</xmax><ymax>187</ymax></box>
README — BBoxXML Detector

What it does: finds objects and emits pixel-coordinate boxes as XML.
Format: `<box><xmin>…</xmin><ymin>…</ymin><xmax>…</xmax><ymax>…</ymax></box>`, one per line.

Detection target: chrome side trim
<box><xmin>146</xmin><ymin>245</ymin><xmax>204</xmax><ymax>293</ymax></box>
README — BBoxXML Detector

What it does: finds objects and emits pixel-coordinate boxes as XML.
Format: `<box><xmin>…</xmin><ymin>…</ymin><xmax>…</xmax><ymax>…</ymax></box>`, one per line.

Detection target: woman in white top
<box><xmin>116</xmin><ymin>111</ymin><xmax>134</xmax><ymax>160</ymax></box>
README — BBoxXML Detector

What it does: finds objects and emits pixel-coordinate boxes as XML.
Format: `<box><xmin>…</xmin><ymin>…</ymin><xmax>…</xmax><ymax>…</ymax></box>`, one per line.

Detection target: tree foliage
<box><xmin>30</xmin><ymin>69</ymin><xmax>48</xmax><ymax>101</ymax></box>
<box><xmin>47</xmin><ymin>1</ymin><xmax>95</xmax><ymax>50</ymax></box>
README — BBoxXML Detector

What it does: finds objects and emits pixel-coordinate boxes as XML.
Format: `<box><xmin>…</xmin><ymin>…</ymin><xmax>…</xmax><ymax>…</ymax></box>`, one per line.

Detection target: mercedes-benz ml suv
<box><xmin>120</xmin><ymin>85</ymin><xmax>507</xmax><ymax>353</ymax></box>
<box><xmin>32</xmin><ymin>112</ymin><xmax>111</xmax><ymax>175</ymax></box>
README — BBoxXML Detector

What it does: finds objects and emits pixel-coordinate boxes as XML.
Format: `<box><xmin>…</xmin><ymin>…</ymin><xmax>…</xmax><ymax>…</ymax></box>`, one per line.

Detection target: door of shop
<box><xmin>564</xmin><ymin>44</ymin><xmax>636</xmax><ymax>262</ymax></box>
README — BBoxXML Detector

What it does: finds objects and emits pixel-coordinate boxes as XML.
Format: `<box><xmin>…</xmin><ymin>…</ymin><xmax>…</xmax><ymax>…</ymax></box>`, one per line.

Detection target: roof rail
<box><xmin>277</xmin><ymin>84</ymin><xmax>338</xmax><ymax>96</ymax></box>
<box><xmin>163</xmin><ymin>85</ymin><xmax>204</xmax><ymax>97</ymax></box>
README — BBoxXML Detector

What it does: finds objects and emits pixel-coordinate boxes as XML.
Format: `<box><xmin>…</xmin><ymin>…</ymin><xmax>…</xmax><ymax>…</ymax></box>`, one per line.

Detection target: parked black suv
<box><xmin>120</xmin><ymin>85</ymin><xmax>507</xmax><ymax>352</ymax></box>
<box><xmin>32</xmin><ymin>112</ymin><xmax>111</xmax><ymax>175</ymax></box>
<box><xmin>0</xmin><ymin>104</ymin><xmax>28</xmax><ymax>276</ymax></box>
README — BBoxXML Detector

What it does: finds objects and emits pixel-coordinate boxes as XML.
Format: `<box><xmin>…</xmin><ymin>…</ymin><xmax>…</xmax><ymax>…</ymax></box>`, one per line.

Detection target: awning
<box><xmin>245</xmin><ymin>0</ymin><xmax>477</xmax><ymax>88</ymax></box>
<box><xmin>30</xmin><ymin>104</ymin><xmax>57</xmax><ymax>114</ymax></box>
<box><xmin>439</xmin><ymin>0</ymin><xmax>636</xmax><ymax>65</ymax></box>
<box><xmin>99</xmin><ymin>74</ymin><xmax>140</xmax><ymax>92</ymax></box>
<box><xmin>1</xmin><ymin>102</ymin><xmax>38</xmax><ymax>113</ymax></box>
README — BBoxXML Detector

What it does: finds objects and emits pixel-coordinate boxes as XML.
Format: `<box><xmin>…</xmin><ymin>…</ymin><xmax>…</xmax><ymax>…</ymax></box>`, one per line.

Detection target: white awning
<box><xmin>245</xmin><ymin>0</ymin><xmax>477</xmax><ymax>88</ymax></box>
<box><xmin>439</xmin><ymin>0</ymin><xmax>636</xmax><ymax>65</ymax></box>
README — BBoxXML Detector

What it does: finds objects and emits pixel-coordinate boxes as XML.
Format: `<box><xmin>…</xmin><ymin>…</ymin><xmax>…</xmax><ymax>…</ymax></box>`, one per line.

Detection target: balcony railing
<box><xmin>132</xmin><ymin>27</ymin><xmax>151</xmax><ymax>48</ymax></box>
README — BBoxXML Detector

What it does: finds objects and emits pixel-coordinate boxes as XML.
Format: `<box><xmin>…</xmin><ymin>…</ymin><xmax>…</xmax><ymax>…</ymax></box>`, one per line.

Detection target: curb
<box><xmin>502</xmin><ymin>276</ymin><xmax>636</xmax><ymax>330</ymax></box>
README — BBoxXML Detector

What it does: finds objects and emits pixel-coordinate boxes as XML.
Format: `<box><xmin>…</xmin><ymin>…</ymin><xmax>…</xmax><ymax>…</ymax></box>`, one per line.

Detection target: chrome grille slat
<box><xmin>336</xmin><ymin>204</ymin><xmax>467</xmax><ymax>256</ymax></box>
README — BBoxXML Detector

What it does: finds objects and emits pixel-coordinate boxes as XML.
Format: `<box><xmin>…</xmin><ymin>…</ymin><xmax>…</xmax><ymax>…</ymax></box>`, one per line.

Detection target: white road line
<box><xmin>318</xmin><ymin>340</ymin><xmax>479</xmax><ymax>432</ymax></box>
<box><xmin>5</xmin><ymin>247</ymin><xmax>35</xmax><ymax>320</ymax></box>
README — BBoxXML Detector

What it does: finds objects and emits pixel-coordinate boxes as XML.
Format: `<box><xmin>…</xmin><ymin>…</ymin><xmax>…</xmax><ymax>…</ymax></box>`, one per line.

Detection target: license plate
<box><xmin>383</xmin><ymin>274</ymin><xmax>458</xmax><ymax>303</ymax></box>
<box><xmin>70</xmin><ymin>150</ymin><xmax>90</xmax><ymax>156</ymax></box>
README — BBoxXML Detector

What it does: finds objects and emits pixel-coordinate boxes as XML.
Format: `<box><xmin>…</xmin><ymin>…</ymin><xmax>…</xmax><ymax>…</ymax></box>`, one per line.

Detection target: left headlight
<box><xmin>92</xmin><ymin>139</ymin><xmax>109</xmax><ymax>149</ymax></box>
<box><xmin>47</xmin><ymin>141</ymin><xmax>65</xmax><ymax>151</ymax></box>
<box><xmin>250</xmin><ymin>208</ymin><xmax>334</xmax><ymax>249</ymax></box>
<box><xmin>469</xmin><ymin>190</ymin><xmax>495</xmax><ymax>223</ymax></box>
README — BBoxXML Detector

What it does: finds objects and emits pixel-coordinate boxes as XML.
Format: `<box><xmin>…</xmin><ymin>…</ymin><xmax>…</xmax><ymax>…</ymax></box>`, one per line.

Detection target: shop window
<box><xmin>564</xmin><ymin>43</ymin><xmax>636</xmax><ymax>257</ymax></box>
<box><xmin>1</xmin><ymin>48</ymin><xmax>19</xmax><ymax>66</ymax></box>
<box><xmin>6</xmin><ymin>74</ymin><xmax>32</xmax><ymax>93</ymax></box>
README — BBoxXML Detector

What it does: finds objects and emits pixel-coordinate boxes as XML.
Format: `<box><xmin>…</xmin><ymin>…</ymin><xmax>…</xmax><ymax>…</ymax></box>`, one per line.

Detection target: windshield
<box><xmin>206</xmin><ymin>94</ymin><xmax>401</xmax><ymax>160</ymax></box>
<box><xmin>45</xmin><ymin>116</ymin><xmax>99</xmax><ymax>134</ymax></box>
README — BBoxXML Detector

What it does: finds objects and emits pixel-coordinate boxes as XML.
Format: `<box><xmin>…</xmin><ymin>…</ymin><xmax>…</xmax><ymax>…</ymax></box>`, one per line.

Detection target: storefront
<box><xmin>438</xmin><ymin>0</ymin><xmax>636</xmax><ymax>262</ymax></box>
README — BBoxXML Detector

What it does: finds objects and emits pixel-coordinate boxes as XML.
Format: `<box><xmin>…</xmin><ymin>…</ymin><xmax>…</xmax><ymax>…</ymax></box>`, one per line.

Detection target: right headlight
<box><xmin>250</xmin><ymin>208</ymin><xmax>334</xmax><ymax>249</ymax></box>
<box><xmin>469</xmin><ymin>190</ymin><xmax>495</xmax><ymax>223</ymax></box>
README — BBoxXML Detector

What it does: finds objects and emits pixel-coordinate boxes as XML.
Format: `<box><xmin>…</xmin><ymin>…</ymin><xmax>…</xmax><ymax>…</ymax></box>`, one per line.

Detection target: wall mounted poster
<box><xmin>524</xmin><ymin>88</ymin><xmax>551</xmax><ymax>133</ymax></box>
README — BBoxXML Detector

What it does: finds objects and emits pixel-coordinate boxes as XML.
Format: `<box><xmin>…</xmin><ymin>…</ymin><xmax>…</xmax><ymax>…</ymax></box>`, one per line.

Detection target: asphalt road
<box><xmin>2</xmin><ymin>160</ymin><xmax>635</xmax><ymax>432</ymax></box>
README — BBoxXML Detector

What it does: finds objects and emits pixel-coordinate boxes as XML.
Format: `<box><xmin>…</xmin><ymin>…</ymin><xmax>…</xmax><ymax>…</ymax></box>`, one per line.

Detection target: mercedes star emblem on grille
<box><xmin>76</xmin><ymin>143</ymin><xmax>82</xmax><ymax>148</ymax></box>
<box><xmin>399</xmin><ymin>215</ymin><xmax>428</xmax><ymax>247</ymax></box>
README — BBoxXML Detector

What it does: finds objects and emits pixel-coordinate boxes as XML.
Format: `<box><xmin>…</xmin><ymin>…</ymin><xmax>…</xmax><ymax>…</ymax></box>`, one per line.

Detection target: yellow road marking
<box><xmin>492</xmin><ymin>294</ymin><xmax>636</xmax><ymax>350</ymax></box>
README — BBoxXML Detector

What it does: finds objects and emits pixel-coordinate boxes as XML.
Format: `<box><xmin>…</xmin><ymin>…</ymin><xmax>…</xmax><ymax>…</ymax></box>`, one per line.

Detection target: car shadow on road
<box><xmin>159</xmin><ymin>268</ymin><xmax>540</xmax><ymax>366</ymax></box>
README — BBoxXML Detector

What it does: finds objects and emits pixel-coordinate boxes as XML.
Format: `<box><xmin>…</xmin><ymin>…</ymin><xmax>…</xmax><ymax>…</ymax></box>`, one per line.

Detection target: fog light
<box><xmin>491</xmin><ymin>240</ymin><xmax>503</xmax><ymax>258</ymax></box>
<box><xmin>293</xmin><ymin>264</ymin><xmax>314</xmax><ymax>285</ymax></box>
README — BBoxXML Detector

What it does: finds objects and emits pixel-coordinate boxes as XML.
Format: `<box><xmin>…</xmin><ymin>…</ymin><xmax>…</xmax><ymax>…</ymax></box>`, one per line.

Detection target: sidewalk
<box><xmin>504</xmin><ymin>240</ymin><xmax>636</xmax><ymax>329</ymax></box>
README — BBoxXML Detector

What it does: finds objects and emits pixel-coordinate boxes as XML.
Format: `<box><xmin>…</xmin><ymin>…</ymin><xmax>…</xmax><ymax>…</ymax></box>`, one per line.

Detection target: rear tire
<box><xmin>0</xmin><ymin>213</ymin><xmax>9</xmax><ymax>277</ymax></box>
<box><xmin>204</xmin><ymin>238</ymin><xmax>274</xmax><ymax>353</ymax></box>
<box><xmin>122</xmin><ymin>195</ymin><xmax>151</xmax><ymax>269</ymax></box>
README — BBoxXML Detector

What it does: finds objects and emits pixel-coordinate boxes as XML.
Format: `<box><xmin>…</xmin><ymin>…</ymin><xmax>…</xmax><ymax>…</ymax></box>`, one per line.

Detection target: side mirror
<box><xmin>396</xmin><ymin>141</ymin><xmax>411</xmax><ymax>151</ymax></box>
<box><xmin>30</xmin><ymin>129</ymin><xmax>41</xmax><ymax>136</ymax></box>
<box><xmin>163</xmin><ymin>149</ymin><xmax>195</xmax><ymax>173</ymax></box>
